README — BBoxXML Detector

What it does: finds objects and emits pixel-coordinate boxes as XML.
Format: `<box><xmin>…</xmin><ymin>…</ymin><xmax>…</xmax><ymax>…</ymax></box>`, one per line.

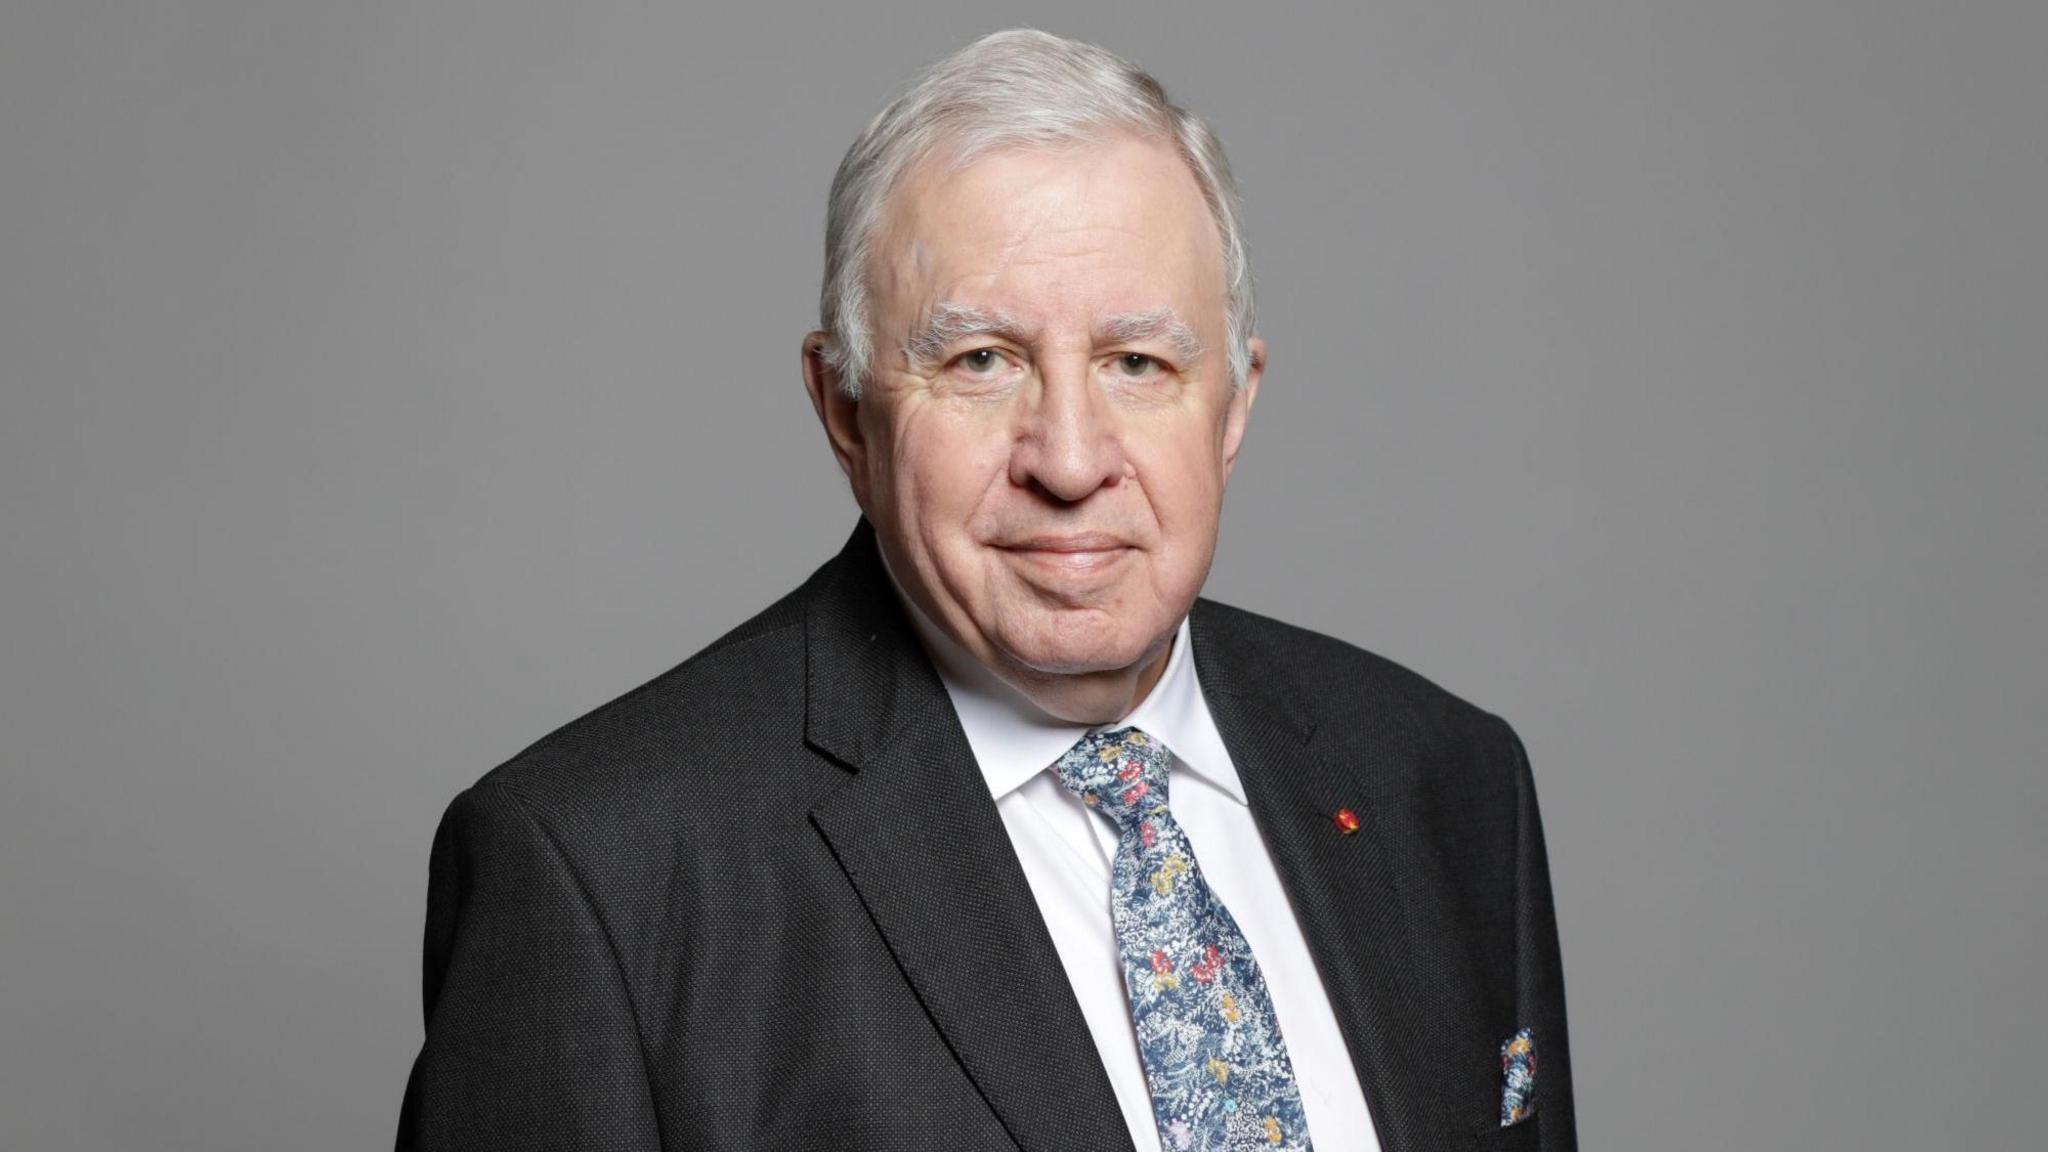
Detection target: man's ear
<box><xmin>1221</xmin><ymin>335</ymin><xmax>1265</xmax><ymax>479</ymax></box>
<box><xmin>801</xmin><ymin>331</ymin><xmax>871</xmax><ymax>506</ymax></box>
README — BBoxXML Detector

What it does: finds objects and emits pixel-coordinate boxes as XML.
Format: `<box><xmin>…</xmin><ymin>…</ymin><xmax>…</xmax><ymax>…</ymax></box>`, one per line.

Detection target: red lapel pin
<box><xmin>1332</xmin><ymin>807</ymin><xmax>1361</xmax><ymax>835</ymax></box>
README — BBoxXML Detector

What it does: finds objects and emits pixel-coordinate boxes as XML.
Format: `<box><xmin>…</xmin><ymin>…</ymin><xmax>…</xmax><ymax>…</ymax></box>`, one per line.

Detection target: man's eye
<box><xmin>958</xmin><ymin>348</ymin><xmax>1004</xmax><ymax>374</ymax></box>
<box><xmin>1115</xmin><ymin>353</ymin><xmax>1161</xmax><ymax>378</ymax></box>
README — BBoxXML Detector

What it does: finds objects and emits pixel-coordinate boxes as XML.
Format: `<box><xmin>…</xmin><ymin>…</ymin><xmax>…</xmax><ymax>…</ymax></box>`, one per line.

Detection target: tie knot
<box><xmin>1053</xmin><ymin>725</ymin><xmax>1171</xmax><ymax>829</ymax></box>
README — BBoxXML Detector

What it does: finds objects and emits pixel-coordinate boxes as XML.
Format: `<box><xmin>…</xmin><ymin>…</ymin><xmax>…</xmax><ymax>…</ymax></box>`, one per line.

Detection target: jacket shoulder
<box><xmin>466</xmin><ymin>575</ymin><xmax>825</xmax><ymax>826</ymax></box>
<box><xmin>1192</xmin><ymin>597</ymin><xmax>1513</xmax><ymax>752</ymax></box>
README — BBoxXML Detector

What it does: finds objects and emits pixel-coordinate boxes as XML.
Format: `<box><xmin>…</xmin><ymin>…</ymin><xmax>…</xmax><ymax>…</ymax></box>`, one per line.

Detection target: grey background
<box><xmin>2</xmin><ymin>2</ymin><xmax>2041</xmax><ymax>1149</ymax></box>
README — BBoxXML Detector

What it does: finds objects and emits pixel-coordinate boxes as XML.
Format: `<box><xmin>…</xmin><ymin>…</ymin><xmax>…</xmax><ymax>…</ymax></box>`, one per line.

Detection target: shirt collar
<box><xmin>879</xmin><ymin>552</ymin><xmax>1246</xmax><ymax>807</ymax></box>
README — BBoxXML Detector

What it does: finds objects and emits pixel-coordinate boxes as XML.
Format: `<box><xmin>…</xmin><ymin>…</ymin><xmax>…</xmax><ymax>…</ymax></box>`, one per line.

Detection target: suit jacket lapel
<box><xmin>1191</xmin><ymin>601</ymin><xmax>1495</xmax><ymax>1152</ymax></box>
<box><xmin>805</xmin><ymin>522</ymin><xmax>1135</xmax><ymax>1152</ymax></box>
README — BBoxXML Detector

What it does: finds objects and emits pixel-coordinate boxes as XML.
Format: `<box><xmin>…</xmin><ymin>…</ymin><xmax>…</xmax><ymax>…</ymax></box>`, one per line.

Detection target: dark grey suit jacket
<box><xmin>396</xmin><ymin>520</ymin><xmax>1576</xmax><ymax>1151</ymax></box>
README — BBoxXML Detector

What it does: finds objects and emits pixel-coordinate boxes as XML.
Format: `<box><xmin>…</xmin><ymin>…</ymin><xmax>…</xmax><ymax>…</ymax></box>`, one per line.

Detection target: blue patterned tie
<box><xmin>1054</xmin><ymin>726</ymin><xmax>1313</xmax><ymax>1151</ymax></box>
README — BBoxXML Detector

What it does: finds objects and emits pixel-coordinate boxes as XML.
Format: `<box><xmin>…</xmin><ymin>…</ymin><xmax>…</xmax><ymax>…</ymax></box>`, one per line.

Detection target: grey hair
<box><xmin>818</xmin><ymin>28</ymin><xmax>1257</xmax><ymax>399</ymax></box>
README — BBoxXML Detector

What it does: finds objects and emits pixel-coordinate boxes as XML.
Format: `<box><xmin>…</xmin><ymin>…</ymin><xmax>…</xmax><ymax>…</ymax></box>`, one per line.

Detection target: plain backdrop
<box><xmin>2</xmin><ymin>2</ymin><xmax>2042</xmax><ymax>1149</ymax></box>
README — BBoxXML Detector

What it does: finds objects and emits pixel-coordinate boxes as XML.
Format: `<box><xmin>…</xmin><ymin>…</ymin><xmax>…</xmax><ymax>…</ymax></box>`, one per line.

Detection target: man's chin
<box><xmin>994</xmin><ymin>621</ymin><xmax>1162</xmax><ymax>680</ymax></box>
<box><xmin>1007</xmin><ymin>651</ymin><xmax>1141</xmax><ymax>678</ymax></box>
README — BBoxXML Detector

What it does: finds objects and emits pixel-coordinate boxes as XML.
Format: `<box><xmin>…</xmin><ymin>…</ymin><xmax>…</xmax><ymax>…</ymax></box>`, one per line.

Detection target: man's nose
<box><xmin>1009</xmin><ymin>362</ymin><xmax>1128</xmax><ymax>503</ymax></box>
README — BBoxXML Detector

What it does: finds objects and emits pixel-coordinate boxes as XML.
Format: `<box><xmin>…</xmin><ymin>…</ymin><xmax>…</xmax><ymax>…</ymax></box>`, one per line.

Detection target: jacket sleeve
<box><xmin>1501</xmin><ymin>719</ymin><xmax>1577</xmax><ymax>1150</ymax></box>
<box><xmin>396</xmin><ymin>783</ymin><xmax>661</xmax><ymax>1151</ymax></box>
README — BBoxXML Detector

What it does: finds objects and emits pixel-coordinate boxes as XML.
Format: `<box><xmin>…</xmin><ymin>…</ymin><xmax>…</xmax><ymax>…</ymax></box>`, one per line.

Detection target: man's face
<box><xmin>810</xmin><ymin>133</ymin><xmax>1262</xmax><ymax>711</ymax></box>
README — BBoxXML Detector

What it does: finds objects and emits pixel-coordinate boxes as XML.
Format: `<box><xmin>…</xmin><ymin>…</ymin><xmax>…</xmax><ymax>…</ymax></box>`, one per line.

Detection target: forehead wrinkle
<box><xmin>1096</xmin><ymin>307</ymin><xmax>1205</xmax><ymax>362</ymax></box>
<box><xmin>984</xmin><ymin>177</ymin><xmax>1072</xmax><ymax>282</ymax></box>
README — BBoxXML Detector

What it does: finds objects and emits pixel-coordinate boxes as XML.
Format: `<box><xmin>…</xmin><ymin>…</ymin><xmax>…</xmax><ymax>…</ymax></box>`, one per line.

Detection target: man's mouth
<box><xmin>996</xmin><ymin>534</ymin><xmax>1135</xmax><ymax>576</ymax></box>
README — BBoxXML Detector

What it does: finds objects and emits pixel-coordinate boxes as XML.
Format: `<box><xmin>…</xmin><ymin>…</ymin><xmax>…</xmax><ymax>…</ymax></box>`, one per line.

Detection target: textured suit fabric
<box><xmin>396</xmin><ymin>520</ymin><xmax>1577</xmax><ymax>1152</ymax></box>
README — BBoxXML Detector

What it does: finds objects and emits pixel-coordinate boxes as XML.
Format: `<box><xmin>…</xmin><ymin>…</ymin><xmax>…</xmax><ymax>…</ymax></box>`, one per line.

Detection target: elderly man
<box><xmin>398</xmin><ymin>29</ymin><xmax>1574</xmax><ymax>1152</ymax></box>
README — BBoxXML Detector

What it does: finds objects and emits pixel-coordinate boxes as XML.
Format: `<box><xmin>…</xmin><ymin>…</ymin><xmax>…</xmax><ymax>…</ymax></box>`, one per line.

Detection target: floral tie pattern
<box><xmin>1054</xmin><ymin>726</ymin><xmax>1313</xmax><ymax>1151</ymax></box>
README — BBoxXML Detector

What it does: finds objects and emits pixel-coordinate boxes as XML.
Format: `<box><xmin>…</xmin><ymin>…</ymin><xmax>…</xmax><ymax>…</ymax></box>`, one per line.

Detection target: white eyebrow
<box><xmin>903</xmin><ymin>302</ymin><xmax>1028</xmax><ymax>370</ymax></box>
<box><xmin>1095</xmin><ymin>308</ymin><xmax>1205</xmax><ymax>364</ymax></box>
<box><xmin>902</xmin><ymin>302</ymin><xmax>1206</xmax><ymax>371</ymax></box>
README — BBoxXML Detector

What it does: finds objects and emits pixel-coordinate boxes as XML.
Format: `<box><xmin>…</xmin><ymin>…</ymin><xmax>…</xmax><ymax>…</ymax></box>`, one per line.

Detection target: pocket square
<box><xmin>1499</xmin><ymin>1027</ymin><xmax>1537</xmax><ymax>1126</ymax></box>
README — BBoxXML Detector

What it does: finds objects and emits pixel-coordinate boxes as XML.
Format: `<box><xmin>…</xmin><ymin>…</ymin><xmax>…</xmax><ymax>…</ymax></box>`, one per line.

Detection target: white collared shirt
<box><xmin>887</xmin><ymin>578</ymin><xmax>1383</xmax><ymax>1152</ymax></box>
